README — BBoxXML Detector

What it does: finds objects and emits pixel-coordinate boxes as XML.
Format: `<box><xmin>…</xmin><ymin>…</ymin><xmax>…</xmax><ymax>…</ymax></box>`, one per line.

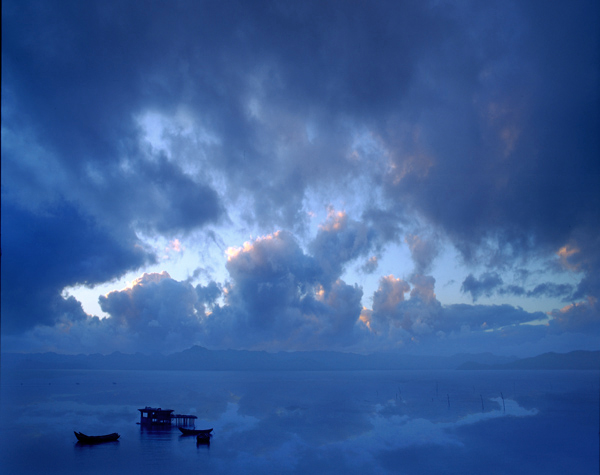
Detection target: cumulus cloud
<box><xmin>310</xmin><ymin>210</ymin><xmax>380</xmax><ymax>286</ymax></box>
<box><xmin>370</xmin><ymin>275</ymin><xmax>411</xmax><ymax>328</ymax></box>
<box><xmin>97</xmin><ymin>272</ymin><xmax>205</xmax><ymax>351</ymax></box>
<box><xmin>16</xmin><ymin>228</ymin><xmax>365</xmax><ymax>353</ymax></box>
<box><xmin>224</xmin><ymin>231</ymin><xmax>320</xmax><ymax>332</ymax></box>
<box><xmin>362</xmin><ymin>274</ymin><xmax>441</xmax><ymax>342</ymax></box>
<box><xmin>357</xmin><ymin>271</ymin><xmax>569</xmax><ymax>354</ymax></box>
<box><xmin>221</xmin><ymin>230</ymin><xmax>364</xmax><ymax>349</ymax></box>
<box><xmin>2</xmin><ymin>230</ymin><xmax>596</xmax><ymax>356</ymax></box>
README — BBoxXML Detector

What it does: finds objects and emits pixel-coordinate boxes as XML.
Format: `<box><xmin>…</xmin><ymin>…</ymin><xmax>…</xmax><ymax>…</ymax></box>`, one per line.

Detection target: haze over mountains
<box><xmin>3</xmin><ymin>346</ymin><xmax>598</xmax><ymax>372</ymax></box>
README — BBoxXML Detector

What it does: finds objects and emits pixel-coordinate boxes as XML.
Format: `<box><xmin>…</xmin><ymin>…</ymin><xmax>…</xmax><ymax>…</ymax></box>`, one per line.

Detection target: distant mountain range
<box><xmin>457</xmin><ymin>350</ymin><xmax>600</xmax><ymax>370</ymax></box>
<box><xmin>2</xmin><ymin>346</ymin><xmax>598</xmax><ymax>371</ymax></box>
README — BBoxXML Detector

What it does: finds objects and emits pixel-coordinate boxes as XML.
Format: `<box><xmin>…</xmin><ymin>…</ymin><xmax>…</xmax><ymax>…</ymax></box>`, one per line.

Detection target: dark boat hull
<box><xmin>74</xmin><ymin>431</ymin><xmax>120</xmax><ymax>443</ymax></box>
<box><xmin>196</xmin><ymin>433</ymin><xmax>211</xmax><ymax>444</ymax></box>
<box><xmin>178</xmin><ymin>427</ymin><xmax>213</xmax><ymax>436</ymax></box>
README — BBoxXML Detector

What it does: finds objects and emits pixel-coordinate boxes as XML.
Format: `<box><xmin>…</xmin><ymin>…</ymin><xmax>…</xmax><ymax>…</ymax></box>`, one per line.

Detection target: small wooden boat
<box><xmin>196</xmin><ymin>433</ymin><xmax>211</xmax><ymax>444</ymax></box>
<box><xmin>74</xmin><ymin>431</ymin><xmax>120</xmax><ymax>444</ymax></box>
<box><xmin>178</xmin><ymin>427</ymin><xmax>213</xmax><ymax>436</ymax></box>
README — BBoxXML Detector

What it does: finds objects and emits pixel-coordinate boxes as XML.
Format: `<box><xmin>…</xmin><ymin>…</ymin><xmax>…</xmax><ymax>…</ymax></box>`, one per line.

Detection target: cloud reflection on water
<box><xmin>206</xmin><ymin>393</ymin><xmax>539</xmax><ymax>473</ymax></box>
<box><xmin>316</xmin><ymin>396</ymin><xmax>539</xmax><ymax>470</ymax></box>
<box><xmin>1</xmin><ymin>369</ymin><xmax>595</xmax><ymax>475</ymax></box>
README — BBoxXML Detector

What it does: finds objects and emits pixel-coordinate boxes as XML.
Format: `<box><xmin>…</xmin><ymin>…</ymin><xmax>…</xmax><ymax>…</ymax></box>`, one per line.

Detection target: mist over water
<box><xmin>1</xmin><ymin>369</ymin><xmax>598</xmax><ymax>474</ymax></box>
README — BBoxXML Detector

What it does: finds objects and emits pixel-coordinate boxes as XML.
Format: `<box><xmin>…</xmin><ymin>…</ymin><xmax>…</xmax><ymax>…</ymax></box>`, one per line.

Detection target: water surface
<box><xmin>1</xmin><ymin>369</ymin><xmax>598</xmax><ymax>474</ymax></box>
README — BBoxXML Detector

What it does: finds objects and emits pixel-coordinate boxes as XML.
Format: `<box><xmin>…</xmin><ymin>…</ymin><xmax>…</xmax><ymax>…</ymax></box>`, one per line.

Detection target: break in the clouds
<box><xmin>1</xmin><ymin>201</ymin><xmax>154</xmax><ymax>334</ymax></box>
<box><xmin>7</xmin><ymin>231</ymin><xmax>595</xmax><ymax>356</ymax></box>
<box><xmin>2</xmin><ymin>0</ymin><xmax>599</xmax><ymax>356</ymax></box>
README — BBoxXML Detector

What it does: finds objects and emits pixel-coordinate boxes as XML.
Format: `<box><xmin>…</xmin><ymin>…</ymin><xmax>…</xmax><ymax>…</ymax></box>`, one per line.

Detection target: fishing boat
<box><xmin>196</xmin><ymin>432</ymin><xmax>211</xmax><ymax>444</ymax></box>
<box><xmin>178</xmin><ymin>427</ymin><xmax>213</xmax><ymax>436</ymax></box>
<box><xmin>74</xmin><ymin>431</ymin><xmax>120</xmax><ymax>444</ymax></box>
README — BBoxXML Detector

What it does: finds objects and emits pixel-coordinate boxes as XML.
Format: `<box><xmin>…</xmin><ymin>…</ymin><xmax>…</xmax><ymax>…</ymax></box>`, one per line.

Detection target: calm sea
<box><xmin>1</xmin><ymin>368</ymin><xmax>598</xmax><ymax>474</ymax></box>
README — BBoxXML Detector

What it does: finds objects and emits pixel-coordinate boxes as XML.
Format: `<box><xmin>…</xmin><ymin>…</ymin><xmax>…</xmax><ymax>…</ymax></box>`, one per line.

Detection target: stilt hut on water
<box><xmin>138</xmin><ymin>406</ymin><xmax>198</xmax><ymax>426</ymax></box>
<box><xmin>139</xmin><ymin>407</ymin><xmax>173</xmax><ymax>425</ymax></box>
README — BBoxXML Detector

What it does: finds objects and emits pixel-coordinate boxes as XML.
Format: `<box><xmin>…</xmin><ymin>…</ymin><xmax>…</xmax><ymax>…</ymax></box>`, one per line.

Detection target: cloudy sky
<box><xmin>2</xmin><ymin>0</ymin><xmax>599</xmax><ymax>356</ymax></box>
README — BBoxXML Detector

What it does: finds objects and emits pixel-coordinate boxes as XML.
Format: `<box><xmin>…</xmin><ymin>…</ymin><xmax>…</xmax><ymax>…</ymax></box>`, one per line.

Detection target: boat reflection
<box><xmin>139</xmin><ymin>424</ymin><xmax>174</xmax><ymax>442</ymax></box>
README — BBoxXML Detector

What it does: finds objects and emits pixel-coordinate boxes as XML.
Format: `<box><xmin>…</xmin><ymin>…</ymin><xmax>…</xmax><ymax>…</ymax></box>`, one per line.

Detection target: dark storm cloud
<box><xmin>2</xmin><ymin>0</ymin><xmax>598</xmax><ymax>354</ymax></box>
<box><xmin>4</xmin><ymin>0</ymin><xmax>598</xmax><ymax>240</ymax></box>
<box><xmin>380</xmin><ymin>0</ymin><xmax>600</xmax><ymax>268</ymax></box>
<box><xmin>2</xmin><ymin>0</ymin><xmax>227</xmax><ymax>335</ymax></box>
<box><xmin>5</xmin><ymin>0</ymin><xmax>597</xmax><ymax>242</ymax></box>
<box><xmin>2</xmin><ymin>0</ymin><xmax>226</xmax><ymax>234</ymax></box>
<box><xmin>1</xmin><ymin>0</ymin><xmax>450</xmax><ymax>232</ymax></box>
<box><xmin>0</xmin><ymin>202</ymin><xmax>153</xmax><ymax>333</ymax></box>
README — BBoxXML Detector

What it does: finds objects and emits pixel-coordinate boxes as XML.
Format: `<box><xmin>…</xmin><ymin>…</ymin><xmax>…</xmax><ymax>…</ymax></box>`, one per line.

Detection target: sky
<box><xmin>2</xmin><ymin>0</ymin><xmax>599</xmax><ymax>357</ymax></box>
